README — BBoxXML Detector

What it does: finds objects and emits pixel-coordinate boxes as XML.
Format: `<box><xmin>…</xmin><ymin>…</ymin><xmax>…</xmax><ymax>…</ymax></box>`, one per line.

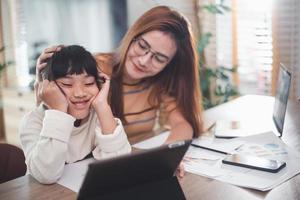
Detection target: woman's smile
<box><xmin>132</xmin><ymin>61</ymin><xmax>148</xmax><ymax>73</ymax></box>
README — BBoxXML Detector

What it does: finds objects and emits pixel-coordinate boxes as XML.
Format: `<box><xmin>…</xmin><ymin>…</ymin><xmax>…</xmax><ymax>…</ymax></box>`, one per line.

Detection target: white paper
<box><xmin>57</xmin><ymin>158</ymin><xmax>95</xmax><ymax>192</ymax></box>
<box><xmin>132</xmin><ymin>131</ymin><xmax>170</xmax><ymax>149</ymax></box>
<box><xmin>57</xmin><ymin>131</ymin><xmax>171</xmax><ymax>192</ymax></box>
<box><xmin>185</xmin><ymin>146</ymin><xmax>222</xmax><ymax>160</ymax></box>
<box><xmin>184</xmin><ymin>159</ymin><xmax>226</xmax><ymax>178</ymax></box>
<box><xmin>184</xmin><ymin>132</ymin><xmax>300</xmax><ymax>191</ymax></box>
<box><xmin>214</xmin><ymin>120</ymin><xmax>271</xmax><ymax>138</ymax></box>
<box><xmin>192</xmin><ymin>136</ymin><xmax>245</xmax><ymax>154</ymax></box>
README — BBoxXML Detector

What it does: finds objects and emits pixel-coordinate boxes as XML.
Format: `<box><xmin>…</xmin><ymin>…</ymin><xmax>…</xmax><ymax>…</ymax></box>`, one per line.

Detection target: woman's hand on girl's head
<box><xmin>38</xmin><ymin>79</ymin><xmax>68</xmax><ymax>113</ymax></box>
<box><xmin>34</xmin><ymin>45</ymin><xmax>64</xmax><ymax>106</ymax></box>
<box><xmin>35</xmin><ymin>45</ymin><xmax>63</xmax><ymax>82</ymax></box>
<box><xmin>91</xmin><ymin>73</ymin><xmax>111</xmax><ymax>110</ymax></box>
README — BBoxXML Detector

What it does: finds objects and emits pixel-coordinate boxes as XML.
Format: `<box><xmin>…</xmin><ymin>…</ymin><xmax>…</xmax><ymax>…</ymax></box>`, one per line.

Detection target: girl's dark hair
<box><xmin>42</xmin><ymin>45</ymin><xmax>100</xmax><ymax>83</ymax></box>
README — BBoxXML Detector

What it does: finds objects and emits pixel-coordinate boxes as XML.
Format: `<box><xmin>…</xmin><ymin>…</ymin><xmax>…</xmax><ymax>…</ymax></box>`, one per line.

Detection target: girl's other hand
<box><xmin>91</xmin><ymin>73</ymin><xmax>116</xmax><ymax>134</ymax></box>
<box><xmin>38</xmin><ymin>79</ymin><xmax>68</xmax><ymax>112</ymax></box>
<box><xmin>92</xmin><ymin>73</ymin><xmax>111</xmax><ymax>110</ymax></box>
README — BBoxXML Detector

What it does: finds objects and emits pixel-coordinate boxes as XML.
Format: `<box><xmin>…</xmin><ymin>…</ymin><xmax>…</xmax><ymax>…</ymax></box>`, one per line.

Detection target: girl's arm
<box><xmin>92</xmin><ymin>75</ymin><xmax>116</xmax><ymax>134</ymax></box>
<box><xmin>20</xmin><ymin>106</ymin><xmax>75</xmax><ymax>184</ymax></box>
<box><xmin>92</xmin><ymin>73</ymin><xmax>131</xmax><ymax>159</ymax></box>
<box><xmin>20</xmin><ymin>79</ymin><xmax>72</xmax><ymax>184</ymax></box>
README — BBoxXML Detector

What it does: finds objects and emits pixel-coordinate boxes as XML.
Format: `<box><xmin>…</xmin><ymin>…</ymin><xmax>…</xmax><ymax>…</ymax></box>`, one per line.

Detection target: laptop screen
<box><xmin>273</xmin><ymin>63</ymin><xmax>292</xmax><ymax>136</ymax></box>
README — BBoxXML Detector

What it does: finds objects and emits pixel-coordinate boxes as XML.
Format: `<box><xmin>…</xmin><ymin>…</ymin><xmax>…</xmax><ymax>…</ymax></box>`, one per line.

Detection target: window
<box><xmin>215</xmin><ymin>0</ymin><xmax>273</xmax><ymax>95</ymax></box>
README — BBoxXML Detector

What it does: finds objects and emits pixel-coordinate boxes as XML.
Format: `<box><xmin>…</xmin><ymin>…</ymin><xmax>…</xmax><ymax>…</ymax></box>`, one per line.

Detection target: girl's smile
<box><xmin>56</xmin><ymin>72</ymin><xmax>99</xmax><ymax>119</ymax></box>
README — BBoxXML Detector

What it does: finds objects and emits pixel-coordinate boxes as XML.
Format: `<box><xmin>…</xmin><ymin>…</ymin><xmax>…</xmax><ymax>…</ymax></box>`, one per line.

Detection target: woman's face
<box><xmin>55</xmin><ymin>72</ymin><xmax>99</xmax><ymax>119</ymax></box>
<box><xmin>124</xmin><ymin>30</ymin><xmax>177</xmax><ymax>83</ymax></box>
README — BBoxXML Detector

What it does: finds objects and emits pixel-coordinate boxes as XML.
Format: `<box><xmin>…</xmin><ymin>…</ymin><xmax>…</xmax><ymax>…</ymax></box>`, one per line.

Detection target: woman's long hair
<box><xmin>109</xmin><ymin>6</ymin><xmax>203</xmax><ymax>137</ymax></box>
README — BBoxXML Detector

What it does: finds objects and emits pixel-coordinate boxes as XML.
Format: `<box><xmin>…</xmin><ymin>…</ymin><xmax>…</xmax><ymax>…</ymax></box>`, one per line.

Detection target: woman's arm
<box><xmin>159</xmin><ymin>97</ymin><xmax>193</xmax><ymax>143</ymax></box>
<box><xmin>165</xmin><ymin>108</ymin><xmax>193</xmax><ymax>142</ymax></box>
<box><xmin>20</xmin><ymin>106</ymin><xmax>75</xmax><ymax>184</ymax></box>
<box><xmin>160</xmin><ymin>100</ymin><xmax>193</xmax><ymax>179</ymax></box>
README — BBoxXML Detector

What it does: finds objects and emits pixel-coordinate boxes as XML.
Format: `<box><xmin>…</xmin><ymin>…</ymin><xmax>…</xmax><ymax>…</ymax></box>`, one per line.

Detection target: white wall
<box><xmin>24</xmin><ymin>0</ymin><xmax>113</xmax><ymax>53</ymax></box>
<box><xmin>1</xmin><ymin>0</ymin><xmax>114</xmax><ymax>87</ymax></box>
<box><xmin>127</xmin><ymin>0</ymin><xmax>199</xmax><ymax>35</ymax></box>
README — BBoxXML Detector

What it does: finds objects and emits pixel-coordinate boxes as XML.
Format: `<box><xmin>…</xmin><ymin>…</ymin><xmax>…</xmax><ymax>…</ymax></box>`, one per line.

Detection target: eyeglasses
<box><xmin>132</xmin><ymin>37</ymin><xmax>170</xmax><ymax>68</ymax></box>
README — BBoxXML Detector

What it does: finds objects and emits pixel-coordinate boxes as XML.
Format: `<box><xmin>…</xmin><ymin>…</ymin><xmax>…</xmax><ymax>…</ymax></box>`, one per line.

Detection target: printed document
<box><xmin>184</xmin><ymin>132</ymin><xmax>300</xmax><ymax>191</ymax></box>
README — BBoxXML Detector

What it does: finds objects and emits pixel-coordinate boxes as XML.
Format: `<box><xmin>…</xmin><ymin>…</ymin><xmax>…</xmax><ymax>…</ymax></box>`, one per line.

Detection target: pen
<box><xmin>205</xmin><ymin>121</ymin><xmax>216</xmax><ymax>132</ymax></box>
<box><xmin>191</xmin><ymin>143</ymin><xmax>229</xmax><ymax>155</ymax></box>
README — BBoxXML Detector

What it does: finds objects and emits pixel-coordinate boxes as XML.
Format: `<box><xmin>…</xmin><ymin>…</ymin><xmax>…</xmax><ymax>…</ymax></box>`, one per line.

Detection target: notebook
<box><xmin>214</xmin><ymin>63</ymin><xmax>291</xmax><ymax>138</ymax></box>
<box><xmin>77</xmin><ymin>140</ymin><xmax>191</xmax><ymax>200</ymax></box>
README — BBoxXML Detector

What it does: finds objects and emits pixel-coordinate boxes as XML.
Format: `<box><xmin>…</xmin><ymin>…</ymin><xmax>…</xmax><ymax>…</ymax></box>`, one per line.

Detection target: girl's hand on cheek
<box><xmin>92</xmin><ymin>73</ymin><xmax>110</xmax><ymax>111</ymax></box>
<box><xmin>39</xmin><ymin>80</ymin><xmax>68</xmax><ymax>112</ymax></box>
<box><xmin>92</xmin><ymin>73</ymin><xmax>116</xmax><ymax>134</ymax></box>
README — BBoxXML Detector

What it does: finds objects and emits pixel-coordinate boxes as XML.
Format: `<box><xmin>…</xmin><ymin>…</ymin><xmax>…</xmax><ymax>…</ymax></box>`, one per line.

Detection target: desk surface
<box><xmin>1</xmin><ymin>95</ymin><xmax>300</xmax><ymax>200</ymax></box>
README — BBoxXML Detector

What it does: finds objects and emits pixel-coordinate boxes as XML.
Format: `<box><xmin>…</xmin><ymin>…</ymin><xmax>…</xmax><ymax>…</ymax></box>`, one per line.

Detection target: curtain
<box><xmin>272</xmin><ymin>0</ymin><xmax>299</xmax><ymax>100</ymax></box>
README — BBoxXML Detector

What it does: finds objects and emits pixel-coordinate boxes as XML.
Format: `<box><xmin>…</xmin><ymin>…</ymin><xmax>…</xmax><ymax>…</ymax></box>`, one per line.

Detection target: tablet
<box><xmin>77</xmin><ymin>139</ymin><xmax>191</xmax><ymax>200</ymax></box>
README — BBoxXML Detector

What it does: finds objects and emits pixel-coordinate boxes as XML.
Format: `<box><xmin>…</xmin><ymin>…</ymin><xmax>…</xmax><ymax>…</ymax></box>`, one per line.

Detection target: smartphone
<box><xmin>222</xmin><ymin>154</ymin><xmax>286</xmax><ymax>173</ymax></box>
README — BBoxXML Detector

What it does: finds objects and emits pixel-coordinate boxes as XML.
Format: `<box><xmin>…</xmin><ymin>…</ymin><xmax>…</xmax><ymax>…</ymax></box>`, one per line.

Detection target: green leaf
<box><xmin>0</xmin><ymin>47</ymin><xmax>14</xmax><ymax>74</ymax></box>
<box><xmin>220</xmin><ymin>5</ymin><xmax>231</xmax><ymax>12</ymax></box>
<box><xmin>0</xmin><ymin>64</ymin><xmax>5</xmax><ymax>71</ymax></box>
<box><xmin>198</xmin><ymin>32</ymin><xmax>213</xmax><ymax>54</ymax></box>
<box><xmin>199</xmin><ymin>1</ymin><xmax>238</xmax><ymax>109</ymax></box>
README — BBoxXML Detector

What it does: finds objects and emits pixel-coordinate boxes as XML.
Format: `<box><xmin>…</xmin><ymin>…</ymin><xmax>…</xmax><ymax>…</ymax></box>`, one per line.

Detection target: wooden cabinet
<box><xmin>2</xmin><ymin>88</ymin><xmax>35</xmax><ymax>146</ymax></box>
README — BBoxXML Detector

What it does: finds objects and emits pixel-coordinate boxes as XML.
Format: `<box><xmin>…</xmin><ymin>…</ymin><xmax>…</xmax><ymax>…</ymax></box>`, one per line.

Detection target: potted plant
<box><xmin>0</xmin><ymin>46</ymin><xmax>14</xmax><ymax>139</ymax></box>
<box><xmin>198</xmin><ymin>1</ymin><xmax>239</xmax><ymax>109</ymax></box>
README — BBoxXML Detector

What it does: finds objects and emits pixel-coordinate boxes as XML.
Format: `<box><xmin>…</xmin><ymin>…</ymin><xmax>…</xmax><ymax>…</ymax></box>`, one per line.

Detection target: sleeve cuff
<box><xmin>95</xmin><ymin>118</ymin><xmax>129</xmax><ymax>152</ymax></box>
<box><xmin>40</xmin><ymin>110</ymin><xmax>75</xmax><ymax>142</ymax></box>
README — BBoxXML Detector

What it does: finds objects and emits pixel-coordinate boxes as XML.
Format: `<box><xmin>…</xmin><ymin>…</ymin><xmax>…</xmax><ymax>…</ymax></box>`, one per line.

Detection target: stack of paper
<box><xmin>184</xmin><ymin>132</ymin><xmax>300</xmax><ymax>191</ymax></box>
<box><xmin>213</xmin><ymin>120</ymin><xmax>271</xmax><ymax>138</ymax></box>
<box><xmin>57</xmin><ymin>131</ymin><xmax>300</xmax><ymax>192</ymax></box>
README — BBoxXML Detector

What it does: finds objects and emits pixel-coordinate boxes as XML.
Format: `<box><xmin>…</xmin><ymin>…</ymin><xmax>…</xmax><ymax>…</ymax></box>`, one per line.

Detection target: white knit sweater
<box><xmin>19</xmin><ymin>105</ymin><xmax>131</xmax><ymax>184</ymax></box>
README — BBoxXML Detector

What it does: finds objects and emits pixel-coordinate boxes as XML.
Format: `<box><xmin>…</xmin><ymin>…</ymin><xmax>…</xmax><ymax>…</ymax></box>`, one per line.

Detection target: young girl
<box><xmin>20</xmin><ymin>45</ymin><xmax>131</xmax><ymax>184</ymax></box>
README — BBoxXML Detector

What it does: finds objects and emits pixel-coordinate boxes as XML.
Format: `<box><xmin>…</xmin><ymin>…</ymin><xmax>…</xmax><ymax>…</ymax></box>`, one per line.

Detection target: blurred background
<box><xmin>0</xmin><ymin>0</ymin><xmax>300</xmax><ymax>146</ymax></box>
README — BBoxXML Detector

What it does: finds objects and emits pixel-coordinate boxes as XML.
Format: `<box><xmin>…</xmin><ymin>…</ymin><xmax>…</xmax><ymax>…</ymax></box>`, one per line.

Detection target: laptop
<box><xmin>273</xmin><ymin>63</ymin><xmax>292</xmax><ymax>137</ymax></box>
<box><xmin>214</xmin><ymin>63</ymin><xmax>291</xmax><ymax>138</ymax></box>
<box><xmin>77</xmin><ymin>140</ymin><xmax>191</xmax><ymax>200</ymax></box>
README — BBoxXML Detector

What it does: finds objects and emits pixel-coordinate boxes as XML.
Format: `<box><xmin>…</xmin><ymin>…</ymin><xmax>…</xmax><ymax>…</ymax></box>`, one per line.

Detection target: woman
<box><xmin>35</xmin><ymin>6</ymin><xmax>203</xmax><ymax>143</ymax></box>
<box><xmin>22</xmin><ymin>45</ymin><xmax>131</xmax><ymax>184</ymax></box>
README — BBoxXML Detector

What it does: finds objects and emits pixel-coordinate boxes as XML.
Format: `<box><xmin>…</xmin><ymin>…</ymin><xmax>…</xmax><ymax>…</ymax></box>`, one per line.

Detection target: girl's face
<box><xmin>124</xmin><ymin>30</ymin><xmax>177</xmax><ymax>83</ymax></box>
<box><xmin>55</xmin><ymin>72</ymin><xmax>99</xmax><ymax>119</ymax></box>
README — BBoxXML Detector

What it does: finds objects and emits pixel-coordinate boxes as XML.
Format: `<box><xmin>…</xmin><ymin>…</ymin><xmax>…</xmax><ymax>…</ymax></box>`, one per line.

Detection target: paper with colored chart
<box><xmin>183</xmin><ymin>132</ymin><xmax>300</xmax><ymax>191</ymax></box>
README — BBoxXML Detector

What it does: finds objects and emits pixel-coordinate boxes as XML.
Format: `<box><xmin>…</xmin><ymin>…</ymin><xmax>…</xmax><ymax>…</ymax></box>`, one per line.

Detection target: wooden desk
<box><xmin>1</xmin><ymin>95</ymin><xmax>300</xmax><ymax>200</ymax></box>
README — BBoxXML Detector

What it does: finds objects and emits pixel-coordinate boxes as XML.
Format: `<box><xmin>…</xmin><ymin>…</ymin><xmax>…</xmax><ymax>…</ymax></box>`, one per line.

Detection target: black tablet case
<box><xmin>77</xmin><ymin>140</ymin><xmax>191</xmax><ymax>200</ymax></box>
